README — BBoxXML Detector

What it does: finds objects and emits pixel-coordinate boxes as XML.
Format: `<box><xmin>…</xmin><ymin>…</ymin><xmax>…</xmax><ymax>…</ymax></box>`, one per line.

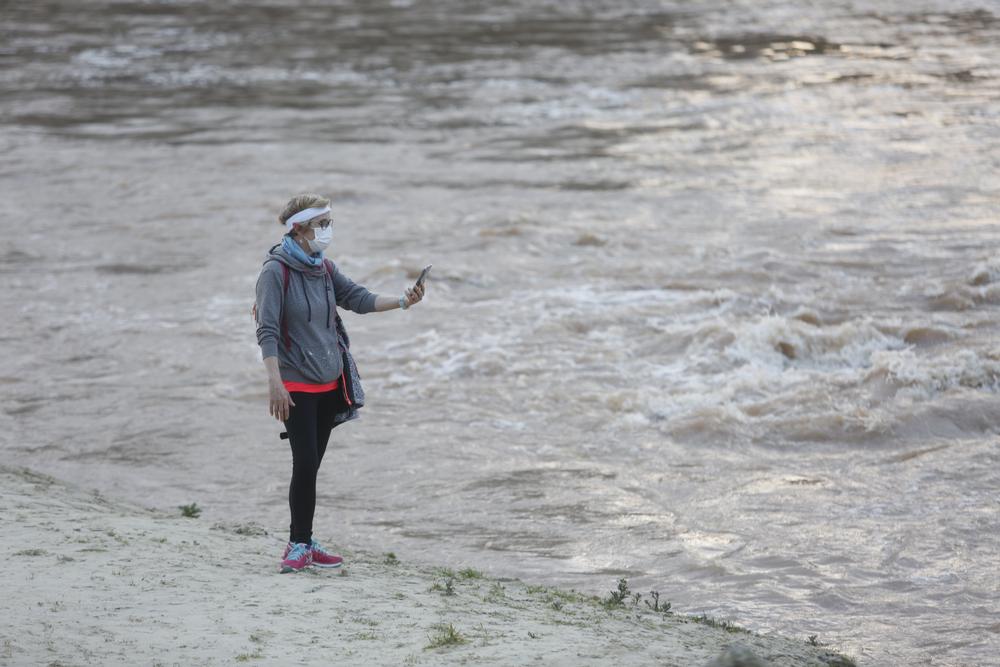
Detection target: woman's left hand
<box><xmin>404</xmin><ymin>283</ymin><xmax>425</xmax><ymax>308</ymax></box>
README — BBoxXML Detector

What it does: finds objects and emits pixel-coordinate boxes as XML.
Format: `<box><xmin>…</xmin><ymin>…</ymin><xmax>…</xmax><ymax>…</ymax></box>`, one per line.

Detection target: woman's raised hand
<box><xmin>404</xmin><ymin>282</ymin><xmax>425</xmax><ymax>308</ymax></box>
<box><xmin>268</xmin><ymin>378</ymin><xmax>295</xmax><ymax>421</ymax></box>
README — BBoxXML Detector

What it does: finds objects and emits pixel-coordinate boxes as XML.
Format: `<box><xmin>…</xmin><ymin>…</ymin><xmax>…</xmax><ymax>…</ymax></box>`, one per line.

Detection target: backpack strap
<box><xmin>263</xmin><ymin>257</ymin><xmax>293</xmax><ymax>351</ymax></box>
<box><xmin>324</xmin><ymin>260</ymin><xmax>350</xmax><ymax>348</ymax></box>
<box><xmin>280</xmin><ymin>262</ymin><xmax>291</xmax><ymax>351</ymax></box>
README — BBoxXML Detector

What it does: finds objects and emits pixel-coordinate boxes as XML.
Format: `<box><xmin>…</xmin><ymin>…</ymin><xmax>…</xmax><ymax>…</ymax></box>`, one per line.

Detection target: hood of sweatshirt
<box><xmin>265</xmin><ymin>241</ymin><xmax>328</xmax><ymax>278</ymax></box>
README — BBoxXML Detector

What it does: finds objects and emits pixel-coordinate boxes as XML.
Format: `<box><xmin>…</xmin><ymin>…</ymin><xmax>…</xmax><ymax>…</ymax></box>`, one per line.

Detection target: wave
<box><xmin>925</xmin><ymin>259</ymin><xmax>1000</xmax><ymax>311</ymax></box>
<box><xmin>602</xmin><ymin>314</ymin><xmax>1000</xmax><ymax>442</ymax></box>
<box><xmin>719</xmin><ymin>315</ymin><xmax>905</xmax><ymax>371</ymax></box>
<box><xmin>868</xmin><ymin>348</ymin><xmax>1000</xmax><ymax>399</ymax></box>
<box><xmin>968</xmin><ymin>258</ymin><xmax>1000</xmax><ymax>286</ymax></box>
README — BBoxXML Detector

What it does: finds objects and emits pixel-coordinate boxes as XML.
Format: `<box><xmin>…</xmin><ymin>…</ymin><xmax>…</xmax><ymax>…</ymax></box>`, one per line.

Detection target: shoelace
<box><xmin>312</xmin><ymin>542</ymin><xmax>341</xmax><ymax>559</ymax></box>
<box><xmin>286</xmin><ymin>544</ymin><xmax>310</xmax><ymax>561</ymax></box>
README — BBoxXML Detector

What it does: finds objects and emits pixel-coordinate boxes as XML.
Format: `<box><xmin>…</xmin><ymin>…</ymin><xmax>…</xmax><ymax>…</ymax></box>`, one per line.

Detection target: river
<box><xmin>1</xmin><ymin>1</ymin><xmax>998</xmax><ymax>664</ymax></box>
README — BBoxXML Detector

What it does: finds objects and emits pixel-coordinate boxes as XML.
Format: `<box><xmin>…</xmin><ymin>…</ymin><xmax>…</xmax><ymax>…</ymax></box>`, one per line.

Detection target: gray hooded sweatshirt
<box><xmin>255</xmin><ymin>242</ymin><xmax>377</xmax><ymax>384</ymax></box>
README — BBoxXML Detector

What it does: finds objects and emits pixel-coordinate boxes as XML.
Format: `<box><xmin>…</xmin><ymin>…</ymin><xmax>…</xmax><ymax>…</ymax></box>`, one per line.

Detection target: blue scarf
<box><xmin>282</xmin><ymin>235</ymin><xmax>324</xmax><ymax>268</ymax></box>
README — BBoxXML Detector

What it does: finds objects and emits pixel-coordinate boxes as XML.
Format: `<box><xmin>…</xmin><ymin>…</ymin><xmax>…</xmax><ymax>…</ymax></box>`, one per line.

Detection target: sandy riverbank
<box><xmin>0</xmin><ymin>465</ymin><xmax>857</xmax><ymax>666</ymax></box>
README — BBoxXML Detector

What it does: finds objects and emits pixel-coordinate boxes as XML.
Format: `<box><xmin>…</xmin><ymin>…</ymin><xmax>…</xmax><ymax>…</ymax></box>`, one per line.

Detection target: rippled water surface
<box><xmin>2</xmin><ymin>2</ymin><xmax>999</xmax><ymax>664</ymax></box>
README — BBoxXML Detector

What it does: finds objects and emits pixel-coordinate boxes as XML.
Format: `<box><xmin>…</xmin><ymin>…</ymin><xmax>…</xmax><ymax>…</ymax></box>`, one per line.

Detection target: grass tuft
<box><xmin>645</xmin><ymin>590</ymin><xmax>672</xmax><ymax>613</ymax></box>
<box><xmin>429</xmin><ymin>577</ymin><xmax>456</xmax><ymax>596</ymax></box>
<box><xmin>234</xmin><ymin>648</ymin><xmax>263</xmax><ymax>662</ymax></box>
<box><xmin>484</xmin><ymin>581</ymin><xmax>505</xmax><ymax>602</ymax></box>
<box><xmin>178</xmin><ymin>503</ymin><xmax>201</xmax><ymax>518</ymax></box>
<box><xmin>425</xmin><ymin>623</ymin><xmax>468</xmax><ymax>649</ymax></box>
<box><xmin>602</xmin><ymin>578</ymin><xmax>631</xmax><ymax>609</ymax></box>
<box><xmin>689</xmin><ymin>613</ymin><xmax>752</xmax><ymax>634</ymax></box>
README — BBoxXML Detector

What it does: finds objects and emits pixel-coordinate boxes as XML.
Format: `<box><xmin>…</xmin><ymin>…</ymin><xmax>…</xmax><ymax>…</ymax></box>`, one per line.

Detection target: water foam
<box><xmin>721</xmin><ymin>315</ymin><xmax>904</xmax><ymax>372</ymax></box>
<box><xmin>871</xmin><ymin>348</ymin><xmax>1000</xmax><ymax>399</ymax></box>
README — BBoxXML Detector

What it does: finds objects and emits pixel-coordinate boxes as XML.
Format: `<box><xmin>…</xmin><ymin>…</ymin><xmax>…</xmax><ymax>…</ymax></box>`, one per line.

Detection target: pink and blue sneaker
<box><xmin>279</xmin><ymin>541</ymin><xmax>312</xmax><ymax>573</ymax></box>
<box><xmin>309</xmin><ymin>539</ymin><xmax>344</xmax><ymax>569</ymax></box>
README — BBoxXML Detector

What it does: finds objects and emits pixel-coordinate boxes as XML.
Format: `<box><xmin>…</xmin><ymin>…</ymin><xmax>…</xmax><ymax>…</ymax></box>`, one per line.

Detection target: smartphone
<box><xmin>416</xmin><ymin>264</ymin><xmax>433</xmax><ymax>287</ymax></box>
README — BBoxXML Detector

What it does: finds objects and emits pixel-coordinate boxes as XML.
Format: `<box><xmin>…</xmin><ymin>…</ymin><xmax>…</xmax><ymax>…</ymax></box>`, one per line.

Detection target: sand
<box><xmin>0</xmin><ymin>465</ymin><xmax>857</xmax><ymax>666</ymax></box>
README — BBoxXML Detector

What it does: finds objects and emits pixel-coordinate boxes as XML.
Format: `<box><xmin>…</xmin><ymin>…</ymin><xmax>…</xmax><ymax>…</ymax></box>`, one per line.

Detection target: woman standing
<box><xmin>254</xmin><ymin>193</ymin><xmax>425</xmax><ymax>573</ymax></box>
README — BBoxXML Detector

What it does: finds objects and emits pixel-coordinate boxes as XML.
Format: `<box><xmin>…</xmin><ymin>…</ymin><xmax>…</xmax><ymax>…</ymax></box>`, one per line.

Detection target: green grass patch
<box><xmin>425</xmin><ymin>623</ymin><xmax>468</xmax><ymax>649</ymax></box>
<box><xmin>234</xmin><ymin>648</ymin><xmax>263</xmax><ymax>662</ymax></box>
<box><xmin>645</xmin><ymin>590</ymin><xmax>672</xmax><ymax>613</ymax></box>
<box><xmin>689</xmin><ymin>613</ymin><xmax>752</xmax><ymax>635</ymax></box>
<box><xmin>429</xmin><ymin>577</ymin><xmax>456</xmax><ymax>596</ymax></box>
<box><xmin>602</xmin><ymin>578</ymin><xmax>632</xmax><ymax>609</ymax></box>
<box><xmin>178</xmin><ymin>503</ymin><xmax>201</xmax><ymax>518</ymax></box>
<box><xmin>484</xmin><ymin>581</ymin><xmax>506</xmax><ymax>601</ymax></box>
<box><xmin>13</xmin><ymin>548</ymin><xmax>47</xmax><ymax>557</ymax></box>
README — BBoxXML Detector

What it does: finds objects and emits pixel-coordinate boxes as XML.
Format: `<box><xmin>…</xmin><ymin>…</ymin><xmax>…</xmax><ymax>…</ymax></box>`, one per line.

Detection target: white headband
<box><xmin>285</xmin><ymin>206</ymin><xmax>331</xmax><ymax>230</ymax></box>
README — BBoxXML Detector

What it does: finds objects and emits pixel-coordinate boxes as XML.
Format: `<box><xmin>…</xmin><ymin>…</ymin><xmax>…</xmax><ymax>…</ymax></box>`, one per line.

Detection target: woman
<box><xmin>254</xmin><ymin>193</ymin><xmax>425</xmax><ymax>573</ymax></box>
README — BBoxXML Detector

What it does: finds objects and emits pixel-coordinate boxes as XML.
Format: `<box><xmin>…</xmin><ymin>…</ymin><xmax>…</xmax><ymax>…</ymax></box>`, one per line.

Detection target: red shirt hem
<box><xmin>283</xmin><ymin>379</ymin><xmax>340</xmax><ymax>393</ymax></box>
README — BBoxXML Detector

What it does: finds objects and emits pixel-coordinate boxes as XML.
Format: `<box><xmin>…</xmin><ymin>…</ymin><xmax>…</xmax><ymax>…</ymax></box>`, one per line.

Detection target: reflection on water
<box><xmin>2</xmin><ymin>1</ymin><xmax>999</xmax><ymax>665</ymax></box>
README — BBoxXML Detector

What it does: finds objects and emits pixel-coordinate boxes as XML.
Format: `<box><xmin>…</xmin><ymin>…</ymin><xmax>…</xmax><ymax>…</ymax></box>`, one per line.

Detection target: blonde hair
<box><xmin>278</xmin><ymin>193</ymin><xmax>331</xmax><ymax>226</ymax></box>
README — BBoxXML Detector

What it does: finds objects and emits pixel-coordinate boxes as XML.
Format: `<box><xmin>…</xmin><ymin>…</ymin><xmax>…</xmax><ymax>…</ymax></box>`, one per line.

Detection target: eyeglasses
<box><xmin>308</xmin><ymin>218</ymin><xmax>332</xmax><ymax>229</ymax></box>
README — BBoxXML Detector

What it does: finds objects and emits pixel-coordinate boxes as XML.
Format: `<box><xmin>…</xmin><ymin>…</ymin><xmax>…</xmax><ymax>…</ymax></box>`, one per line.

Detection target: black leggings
<box><xmin>283</xmin><ymin>389</ymin><xmax>347</xmax><ymax>544</ymax></box>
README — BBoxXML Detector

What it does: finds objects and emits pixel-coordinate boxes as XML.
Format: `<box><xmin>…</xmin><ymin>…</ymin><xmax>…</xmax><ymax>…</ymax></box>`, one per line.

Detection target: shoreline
<box><xmin>0</xmin><ymin>464</ymin><xmax>858</xmax><ymax>666</ymax></box>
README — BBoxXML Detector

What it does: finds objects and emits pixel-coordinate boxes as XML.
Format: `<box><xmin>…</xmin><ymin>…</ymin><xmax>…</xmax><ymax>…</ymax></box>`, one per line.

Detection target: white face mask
<box><xmin>306</xmin><ymin>224</ymin><xmax>332</xmax><ymax>254</ymax></box>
